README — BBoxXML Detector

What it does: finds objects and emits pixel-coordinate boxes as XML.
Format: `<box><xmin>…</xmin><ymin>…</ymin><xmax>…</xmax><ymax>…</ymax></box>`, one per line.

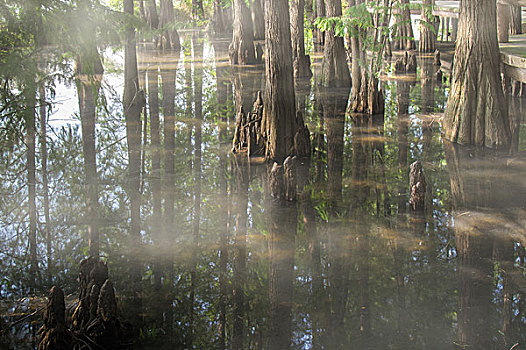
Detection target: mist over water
<box><xmin>1</xmin><ymin>28</ymin><xmax>526</xmax><ymax>349</ymax></box>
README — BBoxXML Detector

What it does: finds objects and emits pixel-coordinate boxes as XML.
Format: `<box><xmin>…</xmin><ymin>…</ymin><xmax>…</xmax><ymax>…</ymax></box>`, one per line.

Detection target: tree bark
<box><xmin>231</xmin><ymin>0</ymin><xmax>257</xmax><ymax>64</ymax></box>
<box><xmin>419</xmin><ymin>0</ymin><xmax>435</xmax><ymax>53</ymax></box>
<box><xmin>159</xmin><ymin>0</ymin><xmax>181</xmax><ymax>50</ymax></box>
<box><xmin>262</xmin><ymin>0</ymin><xmax>311</xmax><ymax>161</ymax></box>
<box><xmin>291</xmin><ymin>0</ymin><xmax>312</xmax><ymax>79</ymax></box>
<box><xmin>393</xmin><ymin>0</ymin><xmax>415</xmax><ymax>50</ymax></box>
<box><xmin>321</xmin><ymin>0</ymin><xmax>350</xmax><ymax>87</ymax></box>
<box><xmin>444</xmin><ymin>0</ymin><xmax>510</xmax><ymax>148</ymax></box>
<box><xmin>497</xmin><ymin>3</ymin><xmax>510</xmax><ymax>43</ymax></box>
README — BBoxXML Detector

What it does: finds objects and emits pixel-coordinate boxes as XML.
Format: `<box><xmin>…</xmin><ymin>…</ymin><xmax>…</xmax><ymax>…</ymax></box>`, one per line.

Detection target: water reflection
<box><xmin>2</xmin><ymin>31</ymin><xmax>526</xmax><ymax>349</ymax></box>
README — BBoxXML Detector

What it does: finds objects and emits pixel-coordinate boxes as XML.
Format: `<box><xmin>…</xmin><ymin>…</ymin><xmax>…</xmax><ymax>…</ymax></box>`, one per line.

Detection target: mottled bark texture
<box><xmin>393</xmin><ymin>0</ymin><xmax>415</xmax><ymax>50</ymax></box>
<box><xmin>291</xmin><ymin>0</ymin><xmax>312</xmax><ymax>79</ymax></box>
<box><xmin>230</xmin><ymin>0</ymin><xmax>256</xmax><ymax>64</ymax></box>
<box><xmin>159</xmin><ymin>0</ymin><xmax>181</xmax><ymax>50</ymax></box>
<box><xmin>262</xmin><ymin>0</ymin><xmax>311</xmax><ymax>161</ymax></box>
<box><xmin>419</xmin><ymin>0</ymin><xmax>435</xmax><ymax>53</ymax></box>
<box><xmin>444</xmin><ymin>0</ymin><xmax>510</xmax><ymax>148</ymax></box>
<box><xmin>321</xmin><ymin>0</ymin><xmax>350</xmax><ymax>87</ymax></box>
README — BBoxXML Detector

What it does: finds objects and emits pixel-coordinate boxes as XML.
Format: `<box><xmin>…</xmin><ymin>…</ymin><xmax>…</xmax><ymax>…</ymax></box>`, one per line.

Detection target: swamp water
<box><xmin>1</xmin><ymin>31</ymin><xmax>526</xmax><ymax>349</ymax></box>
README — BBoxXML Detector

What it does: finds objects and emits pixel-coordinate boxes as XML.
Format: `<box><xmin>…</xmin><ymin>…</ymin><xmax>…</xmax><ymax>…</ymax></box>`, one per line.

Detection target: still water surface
<box><xmin>1</xmin><ymin>30</ymin><xmax>526</xmax><ymax>349</ymax></box>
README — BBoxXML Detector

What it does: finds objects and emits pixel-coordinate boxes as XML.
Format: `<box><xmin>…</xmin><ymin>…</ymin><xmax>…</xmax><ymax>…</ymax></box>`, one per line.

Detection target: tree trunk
<box><xmin>231</xmin><ymin>0</ymin><xmax>256</xmax><ymax>64</ymax></box>
<box><xmin>262</xmin><ymin>0</ymin><xmax>311</xmax><ymax>161</ymax></box>
<box><xmin>251</xmin><ymin>0</ymin><xmax>265</xmax><ymax>40</ymax></box>
<box><xmin>291</xmin><ymin>0</ymin><xmax>312</xmax><ymax>79</ymax></box>
<box><xmin>145</xmin><ymin>0</ymin><xmax>160</xmax><ymax>46</ymax></box>
<box><xmin>444</xmin><ymin>0</ymin><xmax>510</xmax><ymax>148</ymax></box>
<box><xmin>159</xmin><ymin>0</ymin><xmax>181</xmax><ymax>50</ymax></box>
<box><xmin>509</xmin><ymin>5</ymin><xmax>522</xmax><ymax>35</ymax></box>
<box><xmin>321</xmin><ymin>0</ymin><xmax>350</xmax><ymax>87</ymax></box>
<box><xmin>393</xmin><ymin>0</ymin><xmax>415</xmax><ymax>50</ymax></box>
<box><xmin>497</xmin><ymin>3</ymin><xmax>510</xmax><ymax>43</ymax></box>
<box><xmin>123</xmin><ymin>0</ymin><xmax>144</xmax><ymax>329</ymax></box>
<box><xmin>419</xmin><ymin>0</ymin><xmax>435</xmax><ymax>53</ymax></box>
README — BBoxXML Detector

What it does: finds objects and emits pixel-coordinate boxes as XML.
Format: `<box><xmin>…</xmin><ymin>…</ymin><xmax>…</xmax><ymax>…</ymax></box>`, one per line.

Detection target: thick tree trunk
<box><xmin>419</xmin><ymin>0</ymin><xmax>435</xmax><ymax>53</ymax></box>
<box><xmin>251</xmin><ymin>0</ymin><xmax>265</xmax><ymax>40</ymax></box>
<box><xmin>321</xmin><ymin>0</ymin><xmax>350</xmax><ymax>87</ymax></box>
<box><xmin>393</xmin><ymin>0</ymin><xmax>415</xmax><ymax>50</ymax></box>
<box><xmin>291</xmin><ymin>0</ymin><xmax>312</xmax><ymax>79</ymax></box>
<box><xmin>497</xmin><ymin>3</ymin><xmax>510</xmax><ymax>43</ymax></box>
<box><xmin>444</xmin><ymin>0</ymin><xmax>510</xmax><ymax>148</ymax></box>
<box><xmin>123</xmin><ymin>0</ymin><xmax>144</xmax><ymax>329</ymax></box>
<box><xmin>159</xmin><ymin>0</ymin><xmax>181</xmax><ymax>50</ymax></box>
<box><xmin>231</xmin><ymin>0</ymin><xmax>256</xmax><ymax>64</ymax></box>
<box><xmin>262</xmin><ymin>0</ymin><xmax>311</xmax><ymax>161</ymax></box>
<box><xmin>509</xmin><ymin>5</ymin><xmax>522</xmax><ymax>35</ymax></box>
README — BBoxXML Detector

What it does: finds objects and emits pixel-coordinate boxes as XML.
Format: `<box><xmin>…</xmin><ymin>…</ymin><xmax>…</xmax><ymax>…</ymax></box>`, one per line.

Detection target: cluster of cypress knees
<box><xmin>37</xmin><ymin>257</ymin><xmax>131</xmax><ymax>350</ymax></box>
